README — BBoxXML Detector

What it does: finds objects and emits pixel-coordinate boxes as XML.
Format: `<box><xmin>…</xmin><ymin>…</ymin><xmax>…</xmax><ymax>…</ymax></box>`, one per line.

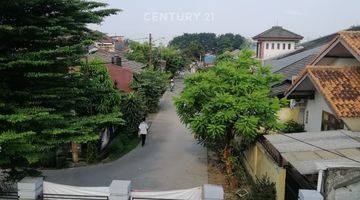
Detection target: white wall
<box><xmin>262</xmin><ymin>41</ymin><xmax>296</xmax><ymax>59</ymax></box>
<box><xmin>304</xmin><ymin>91</ymin><xmax>333</xmax><ymax>132</ymax></box>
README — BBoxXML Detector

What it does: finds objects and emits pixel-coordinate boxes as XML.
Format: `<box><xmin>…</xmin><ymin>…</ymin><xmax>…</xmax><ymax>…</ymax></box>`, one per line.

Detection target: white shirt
<box><xmin>138</xmin><ymin>121</ymin><xmax>149</xmax><ymax>135</ymax></box>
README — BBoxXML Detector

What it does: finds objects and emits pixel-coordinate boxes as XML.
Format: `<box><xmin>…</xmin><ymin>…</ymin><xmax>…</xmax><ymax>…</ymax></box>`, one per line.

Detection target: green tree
<box><xmin>169</xmin><ymin>33</ymin><xmax>247</xmax><ymax>59</ymax></box>
<box><xmin>125</xmin><ymin>41</ymin><xmax>156</xmax><ymax>65</ymax></box>
<box><xmin>125</xmin><ymin>41</ymin><xmax>187</xmax><ymax>75</ymax></box>
<box><xmin>132</xmin><ymin>69</ymin><xmax>170</xmax><ymax>113</ymax></box>
<box><xmin>119</xmin><ymin>92</ymin><xmax>146</xmax><ymax>135</ymax></box>
<box><xmin>174</xmin><ymin>51</ymin><xmax>285</xmax><ymax>174</ymax></box>
<box><xmin>161</xmin><ymin>47</ymin><xmax>187</xmax><ymax>75</ymax></box>
<box><xmin>0</xmin><ymin>0</ymin><xmax>120</xmax><ymax>171</ymax></box>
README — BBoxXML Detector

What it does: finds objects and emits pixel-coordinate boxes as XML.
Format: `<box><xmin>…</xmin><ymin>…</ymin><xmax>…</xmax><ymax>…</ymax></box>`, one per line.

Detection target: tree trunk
<box><xmin>222</xmin><ymin>127</ymin><xmax>237</xmax><ymax>187</ymax></box>
<box><xmin>71</xmin><ymin>142</ymin><xmax>79</xmax><ymax>163</ymax></box>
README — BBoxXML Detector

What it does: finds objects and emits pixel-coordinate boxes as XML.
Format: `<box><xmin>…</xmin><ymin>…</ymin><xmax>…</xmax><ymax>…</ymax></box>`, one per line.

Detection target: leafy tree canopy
<box><xmin>0</xmin><ymin>0</ymin><xmax>120</xmax><ymax>169</ymax></box>
<box><xmin>174</xmin><ymin>50</ymin><xmax>285</xmax><ymax>172</ymax></box>
<box><xmin>125</xmin><ymin>41</ymin><xmax>188</xmax><ymax>75</ymax></box>
<box><xmin>132</xmin><ymin>69</ymin><xmax>170</xmax><ymax>113</ymax></box>
<box><xmin>169</xmin><ymin>33</ymin><xmax>248</xmax><ymax>60</ymax></box>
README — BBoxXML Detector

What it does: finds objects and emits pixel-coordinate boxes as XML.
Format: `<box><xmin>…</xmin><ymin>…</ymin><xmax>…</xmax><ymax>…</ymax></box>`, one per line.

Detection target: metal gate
<box><xmin>132</xmin><ymin>198</ymin><xmax>182</xmax><ymax>200</ymax></box>
<box><xmin>0</xmin><ymin>191</ymin><xmax>18</xmax><ymax>199</ymax></box>
<box><xmin>43</xmin><ymin>193</ymin><xmax>109</xmax><ymax>200</ymax></box>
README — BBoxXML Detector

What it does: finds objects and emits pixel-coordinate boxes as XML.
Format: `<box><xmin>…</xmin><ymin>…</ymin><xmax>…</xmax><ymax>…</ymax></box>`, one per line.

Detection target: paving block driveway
<box><xmin>42</xmin><ymin>79</ymin><xmax>208</xmax><ymax>190</ymax></box>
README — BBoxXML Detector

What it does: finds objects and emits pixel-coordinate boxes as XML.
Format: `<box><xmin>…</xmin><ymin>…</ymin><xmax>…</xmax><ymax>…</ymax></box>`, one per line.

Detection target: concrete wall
<box><xmin>277</xmin><ymin>107</ymin><xmax>302</xmax><ymax>123</ymax></box>
<box><xmin>323</xmin><ymin>168</ymin><xmax>360</xmax><ymax>200</ymax></box>
<box><xmin>304</xmin><ymin>91</ymin><xmax>333</xmax><ymax>132</ymax></box>
<box><xmin>343</xmin><ymin>118</ymin><xmax>360</xmax><ymax>131</ymax></box>
<box><xmin>243</xmin><ymin>143</ymin><xmax>286</xmax><ymax>200</ymax></box>
<box><xmin>262</xmin><ymin>41</ymin><xmax>296</xmax><ymax>59</ymax></box>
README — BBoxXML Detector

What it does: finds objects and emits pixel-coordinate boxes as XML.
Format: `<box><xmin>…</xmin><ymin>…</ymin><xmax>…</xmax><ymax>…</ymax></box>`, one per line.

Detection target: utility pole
<box><xmin>149</xmin><ymin>33</ymin><xmax>152</xmax><ymax>67</ymax></box>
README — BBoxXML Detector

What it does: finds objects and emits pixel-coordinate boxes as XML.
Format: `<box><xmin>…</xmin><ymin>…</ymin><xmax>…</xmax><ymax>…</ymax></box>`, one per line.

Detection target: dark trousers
<box><xmin>141</xmin><ymin>134</ymin><xmax>146</xmax><ymax>146</ymax></box>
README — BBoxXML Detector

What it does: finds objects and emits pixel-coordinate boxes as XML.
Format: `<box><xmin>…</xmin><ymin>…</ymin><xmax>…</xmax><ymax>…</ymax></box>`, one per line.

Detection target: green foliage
<box><xmin>125</xmin><ymin>41</ymin><xmax>153</xmax><ymax>64</ymax></box>
<box><xmin>250</xmin><ymin>176</ymin><xmax>277</xmax><ymax>200</ymax></box>
<box><xmin>174</xmin><ymin>50</ymin><xmax>285</xmax><ymax>153</ymax></box>
<box><xmin>132</xmin><ymin>69</ymin><xmax>170</xmax><ymax>113</ymax></box>
<box><xmin>161</xmin><ymin>47</ymin><xmax>187</xmax><ymax>75</ymax></box>
<box><xmin>125</xmin><ymin>41</ymin><xmax>187</xmax><ymax>75</ymax></box>
<box><xmin>281</xmin><ymin>120</ymin><xmax>305</xmax><ymax>133</ymax></box>
<box><xmin>119</xmin><ymin>92</ymin><xmax>146</xmax><ymax>135</ymax></box>
<box><xmin>169</xmin><ymin>33</ymin><xmax>247</xmax><ymax>59</ymax></box>
<box><xmin>0</xmin><ymin>0</ymin><xmax>120</xmax><ymax>170</ymax></box>
<box><xmin>86</xmin><ymin>141</ymin><xmax>99</xmax><ymax>163</ymax></box>
<box><xmin>105</xmin><ymin>133</ymin><xmax>139</xmax><ymax>161</ymax></box>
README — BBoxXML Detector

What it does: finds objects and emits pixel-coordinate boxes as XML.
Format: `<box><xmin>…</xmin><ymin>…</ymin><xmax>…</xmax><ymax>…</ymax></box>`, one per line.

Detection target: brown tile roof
<box><xmin>286</xmin><ymin>66</ymin><xmax>360</xmax><ymax>118</ymax></box>
<box><xmin>339</xmin><ymin>31</ymin><xmax>360</xmax><ymax>56</ymax></box>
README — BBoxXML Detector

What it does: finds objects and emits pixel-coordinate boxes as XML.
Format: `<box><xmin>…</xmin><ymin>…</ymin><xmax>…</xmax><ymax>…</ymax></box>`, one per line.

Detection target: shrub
<box><xmin>282</xmin><ymin>120</ymin><xmax>304</xmax><ymax>133</ymax></box>
<box><xmin>250</xmin><ymin>176</ymin><xmax>276</xmax><ymax>200</ymax></box>
<box><xmin>106</xmin><ymin>133</ymin><xmax>139</xmax><ymax>161</ymax></box>
<box><xmin>86</xmin><ymin>141</ymin><xmax>100</xmax><ymax>163</ymax></box>
<box><xmin>119</xmin><ymin>92</ymin><xmax>146</xmax><ymax>135</ymax></box>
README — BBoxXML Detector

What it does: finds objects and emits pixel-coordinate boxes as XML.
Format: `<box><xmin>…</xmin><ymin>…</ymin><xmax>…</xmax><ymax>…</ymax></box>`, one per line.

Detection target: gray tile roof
<box><xmin>270</xmin><ymin>81</ymin><xmax>291</xmax><ymax>97</ymax></box>
<box><xmin>275</xmin><ymin>54</ymin><xmax>318</xmax><ymax>80</ymax></box>
<box><xmin>253</xmin><ymin>26</ymin><xmax>303</xmax><ymax>40</ymax></box>
<box><xmin>89</xmin><ymin>49</ymin><xmax>145</xmax><ymax>74</ymax></box>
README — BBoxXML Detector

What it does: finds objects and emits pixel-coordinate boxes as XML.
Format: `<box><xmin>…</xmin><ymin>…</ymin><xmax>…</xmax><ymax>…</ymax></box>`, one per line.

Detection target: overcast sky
<box><xmin>90</xmin><ymin>0</ymin><xmax>360</xmax><ymax>44</ymax></box>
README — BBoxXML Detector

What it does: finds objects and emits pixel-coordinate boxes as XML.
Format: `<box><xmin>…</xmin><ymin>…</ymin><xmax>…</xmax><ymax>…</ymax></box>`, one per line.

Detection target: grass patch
<box><xmin>105</xmin><ymin>134</ymin><xmax>140</xmax><ymax>161</ymax></box>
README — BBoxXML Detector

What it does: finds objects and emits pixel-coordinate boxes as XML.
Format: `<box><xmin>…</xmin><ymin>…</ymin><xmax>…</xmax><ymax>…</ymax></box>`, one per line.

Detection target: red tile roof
<box><xmin>286</xmin><ymin>66</ymin><xmax>360</xmax><ymax>118</ymax></box>
<box><xmin>106</xmin><ymin>64</ymin><xmax>133</xmax><ymax>93</ymax></box>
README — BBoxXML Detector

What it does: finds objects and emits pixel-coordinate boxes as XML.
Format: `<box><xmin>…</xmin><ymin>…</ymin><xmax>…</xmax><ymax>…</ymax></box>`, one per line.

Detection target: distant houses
<box><xmin>89</xmin><ymin>35</ymin><xmax>145</xmax><ymax>93</ymax></box>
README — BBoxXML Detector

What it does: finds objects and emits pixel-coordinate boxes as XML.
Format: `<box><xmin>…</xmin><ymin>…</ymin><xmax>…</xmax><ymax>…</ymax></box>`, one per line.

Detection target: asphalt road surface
<box><xmin>42</xmin><ymin>79</ymin><xmax>208</xmax><ymax>190</ymax></box>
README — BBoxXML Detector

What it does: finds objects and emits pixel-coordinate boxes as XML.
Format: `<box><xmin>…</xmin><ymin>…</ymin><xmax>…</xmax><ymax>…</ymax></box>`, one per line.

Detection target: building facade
<box><xmin>286</xmin><ymin>31</ymin><xmax>360</xmax><ymax>132</ymax></box>
<box><xmin>253</xmin><ymin>26</ymin><xmax>303</xmax><ymax>60</ymax></box>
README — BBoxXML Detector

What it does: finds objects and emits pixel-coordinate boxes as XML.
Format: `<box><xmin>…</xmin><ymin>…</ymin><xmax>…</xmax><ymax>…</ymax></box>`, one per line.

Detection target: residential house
<box><xmin>89</xmin><ymin>48</ymin><xmax>145</xmax><ymax>93</ymax></box>
<box><xmin>285</xmin><ymin>31</ymin><xmax>360</xmax><ymax>132</ymax></box>
<box><xmin>266</xmin><ymin>26</ymin><xmax>360</xmax><ymax>123</ymax></box>
<box><xmin>243</xmin><ymin>30</ymin><xmax>360</xmax><ymax>200</ymax></box>
<box><xmin>253</xmin><ymin>26</ymin><xmax>303</xmax><ymax>60</ymax></box>
<box><xmin>95</xmin><ymin>36</ymin><xmax>116</xmax><ymax>52</ymax></box>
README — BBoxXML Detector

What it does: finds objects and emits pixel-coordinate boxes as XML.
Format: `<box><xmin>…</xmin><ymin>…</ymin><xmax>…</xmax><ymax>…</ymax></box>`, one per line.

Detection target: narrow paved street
<box><xmin>42</xmin><ymin>79</ymin><xmax>208</xmax><ymax>190</ymax></box>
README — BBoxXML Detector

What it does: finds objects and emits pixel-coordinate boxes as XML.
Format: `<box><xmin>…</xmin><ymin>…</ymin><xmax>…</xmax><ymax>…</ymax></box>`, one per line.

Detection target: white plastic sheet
<box><xmin>43</xmin><ymin>181</ymin><xmax>110</xmax><ymax>196</ymax></box>
<box><xmin>131</xmin><ymin>187</ymin><xmax>202</xmax><ymax>200</ymax></box>
<box><xmin>44</xmin><ymin>181</ymin><xmax>202</xmax><ymax>200</ymax></box>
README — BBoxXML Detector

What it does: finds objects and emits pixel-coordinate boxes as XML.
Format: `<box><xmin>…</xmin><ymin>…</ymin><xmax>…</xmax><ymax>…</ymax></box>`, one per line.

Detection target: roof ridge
<box><xmin>253</xmin><ymin>26</ymin><xmax>303</xmax><ymax>40</ymax></box>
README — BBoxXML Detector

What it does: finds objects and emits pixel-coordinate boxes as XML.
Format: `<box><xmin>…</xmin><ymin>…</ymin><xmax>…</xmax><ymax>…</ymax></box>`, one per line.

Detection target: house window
<box><xmin>288</xmin><ymin>43</ymin><xmax>291</xmax><ymax>50</ymax></box>
<box><xmin>283</xmin><ymin>43</ymin><xmax>286</xmax><ymax>49</ymax></box>
<box><xmin>277</xmin><ymin>43</ymin><xmax>280</xmax><ymax>49</ymax></box>
<box><xmin>266</xmin><ymin>43</ymin><xmax>269</xmax><ymax>49</ymax></box>
<box><xmin>321</xmin><ymin>111</ymin><xmax>344</xmax><ymax>131</ymax></box>
<box><xmin>271</xmin><ymin>43</ymin><xmax>275</xmax><ymax>49</ymax></box>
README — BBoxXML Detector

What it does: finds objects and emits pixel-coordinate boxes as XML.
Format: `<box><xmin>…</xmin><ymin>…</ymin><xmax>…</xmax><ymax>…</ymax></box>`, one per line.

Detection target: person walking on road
<box><xmin>170</xmin><ymin>78</ymin><xmax>175</xmax><ymax>92</ymax></box>
<box><xmin>138</xmin><ymin>118</ymin><xmax>149</xmax><ymax>147</ymax></box>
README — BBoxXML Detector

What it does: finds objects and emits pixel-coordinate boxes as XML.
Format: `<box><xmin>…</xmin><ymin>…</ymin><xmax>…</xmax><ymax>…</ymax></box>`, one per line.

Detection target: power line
<box><xmin>280</xmin><ymin>133</ymin><xmax>360</xmax><ymax>165</ymax></box>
